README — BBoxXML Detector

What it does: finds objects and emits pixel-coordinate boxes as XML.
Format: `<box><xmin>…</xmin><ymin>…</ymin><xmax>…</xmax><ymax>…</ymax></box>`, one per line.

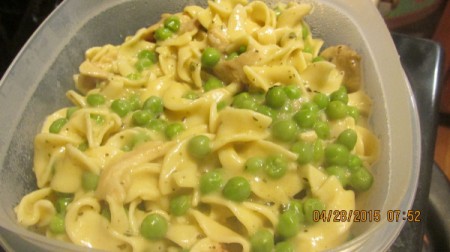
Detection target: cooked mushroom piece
<box><xmin>320</xmin><ymin>45</ymin><xmax>362</xmax><ymax>93</ymax></box>
<box><xmin>213</xmin><ymin>50</ymin><xmax>261</xmax><ymax>85</ymax></box>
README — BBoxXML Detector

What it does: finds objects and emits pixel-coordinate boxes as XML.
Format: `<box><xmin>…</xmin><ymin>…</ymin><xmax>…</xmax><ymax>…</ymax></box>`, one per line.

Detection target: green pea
<box><xmin>49</xmin><ymin>214</ymin><xmax>65</xmax><ymax>234</ymax></box>
<box><xmin>301</xmin><ymin>102</ymin><xmax>319</xmax><ymax>112</ymax></box>
<box><xmin>138</xmin><ymin>49</ymin><xmax>158</xmax><ymax>63</ymax></box>
<box><xmin>227</xmin><ymin>52</ymin><xmax>239</xmax><ymax>60</ymax></box>
<box><xmin>313</xmin><ymin>140</ymin><xmax>324</xmax><ymax>163</ymax></box>
<box><xmin>271</xmin><ymin>119</ymin><xmax>298</xmax><ymax>142</ymax></box>
<box><xmin>283</xmin><ymin>84</ymin><xmax>302</xmax><ymax>99</ymax></box>
<box><xmin>237</xmin><ymin>45</ymin><xmax>247</xmax><ymax>54</ymax></box>
<box><xmin>66</xmin><ymin>107</ymin><xmax>78</xmax><ymax>119</ymax></box>
<box><xmin>183</xmin><ymin>91</ymin><xmax>200</xmax><ymax>100</ymax></box>
<box><xmin>135</xmin><ymin>58</ymin><xmax>153</xmax><ymax>72</ymax></box>
<box><xmin>276</xmin><ymin>210</ymin><xmax>300</xmax><ymax>238</ymax></box>
<box><xmin>90</xmin><ymin>114</ymin><xmax>105</xmax><ymax>124</ymax></box>
<box><xmin>325</xmin><ymin>143</ymin><xmax>350</xmax><ymax>166</ymax></box>
<box><xmin>101</xmin><ymin>206</ymin><xmax>111</xmax><ymax>221</ymax></box>
<box><xmin>222</xmin><ymin>176</ymin><xmax>251</xmax><ymax>202</ymax></box>
<box><xmin>164</xmin><ymin>15</ymin><xmax>181</xmax><ymax>32</ymax></box>
<box><xmin>275</xmin><ymin>241</ymin><xmax>295</xmax><ymax>252</ymax></box>
<box><xmin>326</xmin><ymin>166</ymin><xmax>351</xmax><ymax>187</ymax></box>
<box><xmin>86</xmin><ymin>93</ymin><xmax>106</xmax><ymax>107</ymax></box>
<box><xmin>250</xmin><ymin>229</ymin><xmax>274</xmax><ymax>252</ymax></box>
<box><xmin>130</xmin><ymin>132</ymin><xmax>150</xmax><ymax>149</ymax></box>
<box><xmin>146</xmin><ymin>118</ymin><xmax>167</xmax><ymax>132</ymax></box>
<box><xmin>284</xmin><ymin>200</ymin><xmax>305</xmax><ymax>224</ymax></box>
<box><xmin>326</xmin><ymin>100</ymin><xmax>348</xmax><ymax>120</ymax></box>
<box><xmin>233</xmin><ymin>92</ymin><xmax>257</xmax><ymax>110</ymax></box>
<box><xmin>54</xmin><ymin>192</ymin><xmax>72</xmax><ymax>198</ymax></box>
<box><xmin>169</xmin><ymin>195</ymin><xmax>190</xmax><ymax>216</ymax></box>
<box><xmin>291</xmin><ymin>141</ymin><xmax>313</xmax><ymax>165</ymax></box>
<box><xmin>78</xmin><ymin>141</ymin><xmax>88</xmax><ymax>151</ymax></box>
<box><xmin>347</xmin><ymin>154</ymin><xmax>363</xmax><ymax>171</ymax></box>
<box><xmin>313</xmin><ymin>93</ymin><xmax>329</xmax><ymax>109</ymax></box>
<box><xmin>256</xmin><ymin>105</ymin><xmax>277</xmax><ymax>119</ymax></box>
<box><xmin>143</xmin><ymin>96</ymin><xmax>164</xmax><ymax>115</ymax></box>
<box><xmin>140</xmin><ymin>213</ymin><xmax>168</xmax><ymax>240</ymax></box>
<box><xmin>266</xmin><ymin>86</ymin><xmax>288</xmax><ymax>109</ymax></box>
<box><xmin>128</xmin><ymin>95</ymin><xmax>141</xmax><ymax>111</ymax></box>
<box><xmin>264</xmin><ymin>154</ymin><xmax>288</xmax><ymax>179</ymax></box>
<box><xmin>330</xmin><ymin>86</ymin><xmax>348</xmax><ymax>104</ymax></box>
<box><xmin>217</xmin><ymin>100</ymin><xmax>228</xmax><ymax>111</ymax></box>
<box><xmin>293</xmin><ymin>109</ymin><xmax>317</xmax><ymax>129</ymax></box>
<box><xmin>350</xmin><ymin>167</ymin><xmax>373</xmax><ymax>192</ymax></box>
<box><xmin>313</xmin><ymin>121</ymin><xmax>330</xmax><ymax>139</ymax></box>
<box><xmin>127</xmin><ymin>73</ymin><xmax>141</xmax><ymax>80</ymax></box>
<box><xmin>245</xmin><ymin>157</ymin><xmax>265</xmax><ymax>174</ymax></box>
<box><xmin>303</xmin><ymin>198</ymin><xmax>325</xmax><ymax>224</ymax></box>
<box><xmin>49</xmin><ymin>118</ymin><xmax>68</xmax><ymax>134</ymax></box>
<box><xmin>132</xmin><ymin>110</ymin><xmax>153</xmax><ymax>126</ymax></box>
<box><xmin>252</xmin><ymin>93</ymin><xmax>266</xmax><ymax>107</ymax></box>
<box><xmin>55</xmin><ymin>196</ymin><xmax>73</xmax><ymax>215</ymax></box>
<box><xmin>165</xmin><ymin>122</ymin><xmax>185</xmax><ymax>140</ymax></box>
<box><xmin>233</xmin><ymin>92</ymin><xmax>251</xmax><ymax>102</ymax></box>
<box><xmin>188</xmin><ymin>135</ymin><xmax>211</xmax><ymax>159</ymax></box>
<box><xmin>200</xmin><ymin>170</ymin><xmax>223</xmax><ymax>194</ymax></box>
<box><xmin>285</xmin><ymin>200</ymin><xmax>302</xmax><ymax>214</ymax></box>
<box><xmin>312</xmin><ymin>56</ymin><xmax>325</xmax><ymax>63</ymax></box>
<box><xmin>204</xmin><ymin>77</ymin><xmax>224</xmax><ymax>92</ymax></box>
<box><xmin>82</xmin><ymin>171</ymin><xmax>99</xmax><ymax>191</ymax></box>
<box><xmin>201</xmin><ymin>47</ymin><xmax>221</xmax><ymax>68</ymax></box>
<box><xmin>111</xmin><ymin>99</ymin><xmax>131</xmax><ymax>117</ymax></box>
<box><xmin>347</xmin><ymin>106</ymin><xmax>360</xmax><ymax>121</ymax></box>
<box><xmin>303</xmin><ymin>45</ymin><xmax>312</xmax><ymax>54</ymax></box>
<box><xmin>122</xmin><ymin>144</ymin><xmax>132</xmax><ymax>152</ymax></box>
<box><xmin>251</xmin><ymin>91</ymin><xmax>266</xmax><ymax>103</ymax></box>
<box><xmin>154</xmin><ymin>27</ymin><xmax>173</xmax><ymax>41</ymax></box>
<box><xmin>337</xmin><ymin>129</ymin><xmax>357</xmax><ymax>150</ymax></box>
<box><xmin>302</xmin><ymin>24</ymin><xmax>309</xmax><ymax>39</ymax></box>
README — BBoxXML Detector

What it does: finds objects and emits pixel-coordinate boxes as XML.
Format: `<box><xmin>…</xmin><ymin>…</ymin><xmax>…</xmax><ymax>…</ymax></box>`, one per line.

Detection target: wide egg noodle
<box><xmin>95</xmin><ymin>141</ymin><xmax>172</xmax><ymax>202</ymax></box>
<box><xmin>190</xmin><ymin>209</ymin><xmax>250</xmax><ymax>252</ymax></box>
<box><xmin>15</xmin><ymin>0</ymin><xmax>380</xmax><ymax>251</ymax></box>
<box><xmin>50</xmin><ymin>144</ymin><xmax>99</xmax><ymax>194</ymax></box>
<box><xmin>354</xmin><ymin>126</ymin><xmax>380</xmax><ymax>165</ymax></box>
<box><xmin>65</xmin><ymin>196</ymin><xmax>129</xmax><ymax>251</ymax></box>
<box><xmin>124</xmin><ymin>163</ymin><xmax>161</xmax><ymax>203</ymax></box>
<box><xmin>166</xmin><ymin>223</ymin><xmax>203</xmax><ymax>249</ymax></box>
<box><xmin>201</xmin><ymin>195</ymin><xmax>266</xmax><ymax>235</ymax></box>
<box><xmin>294</xmin><ymin>165</ymin><xmax>355</xmax><ymax>250</ymax></box>
<box><xmin>14</xmin><ymin>188</ymin><xmax>55</xmax><ymax>227</ymax></box>
<box><xmin>301</xmin><ymin>61</ymin><xmax>344</xmax><ymax>95</ymax></box>
<box><xmin>213</xmin><ymin>107</ymin><xmax>272</xmax><ymax>149</ymax></box>
<box><xmin>159</xmin><ymin>137</ymin><xmax>203</xmax><ymax>195</ymax></box>
<box><xmin>348</xmin><ymin>89</ymin><xmax>373</xmax><ymax>117</ymax></box>
<box><xmin>75</xmin><ymin>45</ymin><xmax>118</xmax><ymax>94</ymax></box>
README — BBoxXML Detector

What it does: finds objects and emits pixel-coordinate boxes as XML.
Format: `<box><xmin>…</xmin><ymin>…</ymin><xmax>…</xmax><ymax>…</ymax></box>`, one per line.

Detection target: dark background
<box><xmin>0</xmin><ymin>0</ymin><xmax>63</xmax><ymax>77</ymax></box>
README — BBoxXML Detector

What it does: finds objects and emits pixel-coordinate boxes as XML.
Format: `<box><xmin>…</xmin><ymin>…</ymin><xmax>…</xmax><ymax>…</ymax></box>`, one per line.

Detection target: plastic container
<box><xmin>0</xmin><ymin>0</ymin><xmax>420</xmax><ymax>251</ymax></box>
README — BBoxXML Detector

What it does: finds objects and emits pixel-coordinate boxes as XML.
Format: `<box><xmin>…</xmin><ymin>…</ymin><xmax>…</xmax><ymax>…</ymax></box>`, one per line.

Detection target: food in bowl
<box><xmin>14</xmin><ymin>0</ymin><xmax>379</xmax><ymax>251</ymax></box>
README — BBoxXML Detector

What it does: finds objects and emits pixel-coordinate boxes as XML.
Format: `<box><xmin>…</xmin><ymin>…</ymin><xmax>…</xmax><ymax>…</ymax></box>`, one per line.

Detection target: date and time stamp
<box><xmin>312</xmin><ymin>209</ymin><xmax>421</xmax><ymax>223</ymax></box>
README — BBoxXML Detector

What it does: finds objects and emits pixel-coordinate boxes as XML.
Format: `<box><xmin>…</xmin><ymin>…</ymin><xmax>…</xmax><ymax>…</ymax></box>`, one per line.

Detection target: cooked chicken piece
<box><xmin>320</xmin><ymin>45</ymin><xmax>362</xmax><ymax>92</ymax></box>
<box><xmin>207</xmin><ymin>27</ymin><xmax>230</xmax><ymax>52</ymax></box>
<box><xmin>179</xmin><ymin>14</ymin><xmax>199</xmax><ymax>34</ymax></box>
<box><xmin>213</xmin><ymin>50</ymin><xmax>261</xmax><ymax>85</ymax></box>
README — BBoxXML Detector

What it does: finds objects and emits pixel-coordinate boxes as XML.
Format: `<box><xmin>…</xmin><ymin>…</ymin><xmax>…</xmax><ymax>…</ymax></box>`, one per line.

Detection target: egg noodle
<box><xmin>15</xmin><ymin>0</ymin><xmax>379</xmax><ymax>251</ymax></box>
